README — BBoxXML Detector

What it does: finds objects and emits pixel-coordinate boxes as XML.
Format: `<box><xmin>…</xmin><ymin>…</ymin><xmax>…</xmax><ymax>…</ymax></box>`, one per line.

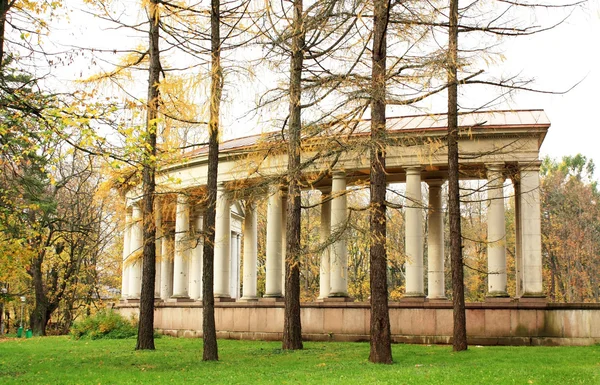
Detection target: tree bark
<box><xmin>369</xmin><ymin>0</ymin><xmax>392</xmax><ymax>364</ymax></box>
<box><xmin>282</xmin><ymin>0</ymin><xmax>304</xmax><ymax>351</ymax></box>
<box><xmin>136</xmin><ymin>0</ymin><xmax>161</xmax><ymax>351</ymax></box>
<box><xmin>202</xmin><ymin>0</ymin><xmax>222</xmax><ymax>361</ymax></box>
<box><xmin>0</xmin><ymin>0</ymin><xmax>9</xmax><ymax>65</ymax></box>
<box><xmin>447</xmin><ymin>0</ymin><xmax>467</xmax><ymax>352</ymax></box>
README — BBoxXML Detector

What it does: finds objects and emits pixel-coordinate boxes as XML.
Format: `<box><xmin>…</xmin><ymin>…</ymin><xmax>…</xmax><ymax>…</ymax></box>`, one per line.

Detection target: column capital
<box><xmin>318</xmin><ymin>186</ymin><xmax>331</xmax><ymax>195</ymax></box>
<box><xmin>131</xmin><ymin>202</ymin><xmax>142</xmax><ymax>218</ymax></box>
<box><xmin>217</xmin><ymin>182</ymin><xmax>227</xmax><ymax>192</ymax></box>
<box><xmin>332</xmin><ymin>170</ymin><xmax>346</xmax><ymax>179</ymax></box>
<box><xmin>176</xmin><ymin>192</ymin><xmax>189</xmax><ymax>205</ymax></box>
<box><xmin>426</xmin><ymin>179</ymin><xmax>445</xmax><ymax>188</ymax></box>
<box><xmin>518</xmin><ymin>160</ymin><xmax>542</xmax><ymax>172</ymax></box>
<box><xmin>485</xmin><ymin>162</ymin><xmax>505</xmax><ymax>172</ymax></box>
<box><xmin>405</xmin><ymin>166</ymin><xmax>422</xmax><ymax>175</ymax></box>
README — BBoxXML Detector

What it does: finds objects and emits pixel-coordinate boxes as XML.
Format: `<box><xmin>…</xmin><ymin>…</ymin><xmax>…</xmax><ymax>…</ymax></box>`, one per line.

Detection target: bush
<box><xmin>70</xmin><ymin>310</ymin><xmax>137</xmax><ymax>340</ymax></box>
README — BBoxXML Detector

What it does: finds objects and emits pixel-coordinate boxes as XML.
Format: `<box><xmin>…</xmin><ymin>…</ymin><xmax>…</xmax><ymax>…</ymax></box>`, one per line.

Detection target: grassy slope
<box><xmin>0</xmin><ymin>337</ymin><xmax>598</xmax><ymax>384</ymax></box>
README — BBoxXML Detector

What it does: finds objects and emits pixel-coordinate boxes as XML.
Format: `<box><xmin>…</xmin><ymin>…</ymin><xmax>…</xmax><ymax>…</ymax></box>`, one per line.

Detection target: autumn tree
<box><xmin>541</xmin><ymin>155</ymin><xmax>600</xmax><ymax>303</ymax></box>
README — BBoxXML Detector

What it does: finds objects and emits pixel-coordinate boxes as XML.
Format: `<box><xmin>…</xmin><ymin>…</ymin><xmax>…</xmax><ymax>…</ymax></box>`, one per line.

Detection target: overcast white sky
<box><xmin>49</xmin><ymin>1</ymin><xmax>600</xmax><ymax>176</ymax></box>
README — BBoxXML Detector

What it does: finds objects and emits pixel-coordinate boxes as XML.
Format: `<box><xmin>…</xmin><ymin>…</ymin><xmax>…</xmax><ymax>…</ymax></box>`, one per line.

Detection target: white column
<box><xmin>319</xmin><ymin>191</ymin><xmax>331</xmax><ymax>299</ymax></box>
<box><xmin>128</xmin><ymin>203</ymin><xmax>143</xmax><ymax>298</ymax></box>
<box><xmin>281</xmin><ymin>193</ymin><xmax>287</xmax><ymax>296</ymax></box>
<box><xmin>214</xmin><ymin>184</ymin><xmax>231</xmax><ymax>298</ymax></box>
<box><xmin>519</xmin><ymin>162</ymin><xmax>544</xmax><ymax>297</ymax></box>
<box><xmin>241</xmin><ymin>202</ymin><xmax>258</xmax><ymax>300</ymax></box>
<box><xmin>154</xmin><ymin>203</ymin><xmax>162</xmax><ymax>298</ymax></box>
<box><xmin>189</xmin><ymin>212</ymin><xmax>203</xmax><ymax>300</ymax></box>
<box><xmin>514</xmin><ymin>179</ymin><xmax>523</xmax><ymax>297</ymax></box>
<box><xmin>160</xmin><ymin>232</ymin><xmax>173</xmax><ymax>300</ymax></box>
<box><xmin>121</xmin><ymin>208</ymin><xmax>131</xmax><ymax>299</ymax></box>
<box><xmin>330</xmin><ymin>171</ymin><xmax>348</xmax><ymax>297</ymax></box>
<box><xmin>427</xmin><ymin>180</ymin><xmax>445</xmax><ymax>299</ymax></box>
<box><xmin>172</xmin><ymin>194</ymin><xmax>190</xmax><ymax>298</ymax></box>
<box><xmin>265</xmin><ymin>186</ymin><xmax>283</xmax><ymax>297</ymax></box>
<box><xmin>487</xmin><ymin>164</ymin><xmax>508</xmax><ymax>297</ymax></box>
<box><xmin>233</xmin><ymin>233</ymin><xmax>242</xmax><ymax>298</ymax></box>
<box><xmin>405</xmin><ymin>167</ymin><xmax>424</xmax><ymax>297</ymax></box>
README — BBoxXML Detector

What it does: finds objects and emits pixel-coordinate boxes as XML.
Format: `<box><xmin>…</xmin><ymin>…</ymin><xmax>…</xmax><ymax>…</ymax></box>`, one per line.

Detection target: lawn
<box><xmin>0</xmin><ymin>337</ymin><xmax>598</xmax><ymax>384</ymax></box>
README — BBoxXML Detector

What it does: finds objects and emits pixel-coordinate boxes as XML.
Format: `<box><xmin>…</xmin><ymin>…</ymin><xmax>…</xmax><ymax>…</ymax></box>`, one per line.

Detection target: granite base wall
<box><xmin>114</xmin><ymin>300</ymin><xmax>600</xmax><ymax>346</ymax></box>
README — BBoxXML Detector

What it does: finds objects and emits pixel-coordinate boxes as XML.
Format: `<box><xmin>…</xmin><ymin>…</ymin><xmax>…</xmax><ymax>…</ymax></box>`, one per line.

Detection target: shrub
<box><xmin>70</xmin><ymin>310</ymin><xmax>137</xmax><ymax>340</ymax></box>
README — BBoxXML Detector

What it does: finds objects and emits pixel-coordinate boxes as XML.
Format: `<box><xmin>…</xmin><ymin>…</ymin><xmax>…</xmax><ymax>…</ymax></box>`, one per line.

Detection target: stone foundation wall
<box><xmin>115</xmin><ymin>301</ymin><xmax>600</xmax><ymax>346</ymax></box>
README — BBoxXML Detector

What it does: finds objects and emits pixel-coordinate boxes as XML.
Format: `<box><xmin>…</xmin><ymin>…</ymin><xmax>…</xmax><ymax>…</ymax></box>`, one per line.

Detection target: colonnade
<box><xmin>121</xmin><ymin>161</ymin><xmax>544</xmax><ymax>302</ymax></box>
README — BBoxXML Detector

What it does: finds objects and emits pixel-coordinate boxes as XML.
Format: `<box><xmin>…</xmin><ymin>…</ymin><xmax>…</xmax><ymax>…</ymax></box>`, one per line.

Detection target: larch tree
<box><xmin>136</xmin><ymin>0</ymin><xmax>162</xmax><ymax>351</ymax></box>
<box><xmin>447</xmin><ymin>0</ymin><xmax>467</xmax><ymax>352</ymax></box>
<box><xmin>201</xmin><ymin>0</ymin><xmax>223</xmax><ymax>361</ymax></box>
<box><xmin>369</xmin><ymin>0</ymin><xmax>392</xmax><ymax>364</ymax></box>
<box><xmin>259</xmin><ymin>0</ymin><xmax>375</xmax><ymax>351</ymax></box>
<box><xmin>282</xmin><ymin>0</ymin><xmax>305</xmax><ymax>351</ymax></box>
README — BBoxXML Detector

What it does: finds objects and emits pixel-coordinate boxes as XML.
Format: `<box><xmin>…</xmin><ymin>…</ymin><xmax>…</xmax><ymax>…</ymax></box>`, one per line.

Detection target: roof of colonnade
<box><xmin>149</xmin><ymin>109</ymin><xmax>550</xmax><ymax>196</ymax></box>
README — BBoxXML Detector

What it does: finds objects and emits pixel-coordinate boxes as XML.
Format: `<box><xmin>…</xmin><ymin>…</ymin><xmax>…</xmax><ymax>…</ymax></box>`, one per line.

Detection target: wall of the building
<box><xmin>115</xmin><ymin>301</ymin><xmax>600</xmax><ymax>346</ymax></box>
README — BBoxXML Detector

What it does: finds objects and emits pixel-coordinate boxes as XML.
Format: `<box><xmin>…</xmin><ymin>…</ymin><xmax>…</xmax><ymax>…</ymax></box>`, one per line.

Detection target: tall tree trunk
<box><xmin>202</xmin><ymin>0</ymin><xmax>222</xmax><ymax>361</ymax></box>
<box><xmin>282</xmin><ymin>0</ymin><xmax>304</xmax><ymax>351</ymax></box>
<box><xmin>369</xmin><ymin>0</ymin><xmax>392</xmax><ymax>364</ymax></box>
<box><xmin>136</xmin><ymin>0</ymin><xmax>160</xmax><ymax>351</ymax></box>
<box><xmin>447</xmin><ymin>0</ymin><xmax>467</xmax><ymax>352</ymax></box>
<box><xmin>0</xmin><ymin>0</ymin><xmax>9</xmax><ymax>65</ymax></box>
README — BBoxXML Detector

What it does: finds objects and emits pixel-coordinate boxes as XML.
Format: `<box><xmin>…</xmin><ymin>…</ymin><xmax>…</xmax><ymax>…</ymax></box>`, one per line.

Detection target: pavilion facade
<box><xmin>120</xmin><ymin>110</ymin><xmax>549</xmax><ymax>303</ymax></box>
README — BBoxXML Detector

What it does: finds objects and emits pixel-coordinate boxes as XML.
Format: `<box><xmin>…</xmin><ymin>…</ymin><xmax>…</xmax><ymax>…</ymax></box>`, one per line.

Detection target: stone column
<box><xmin>154</xmin><ymin>203</ymin><xmax>162</xmax><ymax>299</ymax></box>
<box><xmin>330</xmin><ymin>171</ymin><xmax>348</xmax><ymax>297</ymax></box>
<box><xmin>121</xmin><ymin>208</ymin><xmax>131</xmax><ymax>299</ymax></box>
<box><xmin>518</xmin><ymin>162</ymin><xmax>544</xmax><ymax>297</ymax></box>
<box><xmin>427</xmin><ymin>180</ymin><xmax>445</xmax><ymax>299</ymax></box>
<box><xmin>486</xmin><ymin>164</ymin><xmax>508</xmax><ymax>297</ymax></box>
<box><xmin>230</xmin><ymin>232</ymin><xmax>240</xmax><ymax>298</ymax></box>
<box><xmin>319</xmin><ymin>190</ymin><xmax>331</xmax><ymax>299</ymax></box>
<box><xmin>214</xmin><ymin>184</ymin><xmax>231</xmax><ymax>298</ymax></box>
<box><xmin>241</xmin><ymin>202</ymin><xmax>258</xmax><ymax>300</ymax></box>
<box><xmin>128</xmin><ymin>203</ymin><xmax>143</xmax><ymax>299</ymax></box>
<box><xmin>172</xmin><ymin>194</ymin><xmax>190</xmax><ymax>299</ymax></box>
<box><xmin>160</xmin><ymin>231</ymin><xmax>174</xmax><ymax>300</ymax></box>
<box><xmin>264</xmin><ymin>186</ymin><xmax>283</xmax><ymax>298</ymax></box>
<box><xmin>189</xmin><ymin>212</ymin><xmax>203</xmax><ymax>300</ymax></box>
<box><xmin>513</xmin><ymin>179</ymin><xmax>523</xmax><ymax>297</ymax></box>
<box><xmin>405</xmin><ymin>167</ymin><xmax>424</xmax><ymax>297</ymax></box>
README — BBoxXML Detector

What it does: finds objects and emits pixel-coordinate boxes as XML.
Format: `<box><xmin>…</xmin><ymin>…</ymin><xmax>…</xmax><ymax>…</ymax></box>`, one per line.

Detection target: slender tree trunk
<box><xmin>0</xmin><ymin>0</ymin><xmax>8</xmax><ymax>66</ymax></box>
<box><xmin>282</xmin><ymin>0</ymin><xmax>304</xmax><ymax>351</ymax></box>
<box><xmin>447</xmin><ymin>0</ymin><xmax>467</xmax><ymax>352</ymax></box>
<box><xmin>202</xmin><ymin>0</ymin><xmax>222</xmax><ymax>361</ymax></box>
<box><xmin>136</xmin><ymin>0</ymin><xmax>161</xmax><ymax>351</ymax></box>
<box><xmin>369</xmin><ymin>0</ymin><xmax>392</xmax><ymax>364</ymax></box>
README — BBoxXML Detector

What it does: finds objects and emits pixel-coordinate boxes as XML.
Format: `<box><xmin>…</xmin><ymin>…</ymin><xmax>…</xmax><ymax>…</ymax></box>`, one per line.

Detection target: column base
<box><xmin>426</xmin><ymin>297</ymin><xmax>449</xmax><ymax>303</ymax></box>
<box><xmin>239</xmin><ymin>296</ymin><xmax>259</xmax><ymax>302</ymax></box>
<box><xmin>328</xmin><ymin>292</ymin><xmax>349</xmax><ymax>298</ymax></box>
<box><xmin>124</xmin><ymin>298</ymin><xmax>140</xmax><ymax>303</ymax></box>
<box><xmin>323</xmin><ymin>296</ymin><xmax>354</xmax><ymax>303</ymax></box>
<box><xmin>259</xmin><ymin>296</ymin><xmax>284</xmax><ymax>302</ymax></box>
<box><xmin>167</xmin><ymin>296</ymin><xmax>194</xmax><ymax>303</ymax></box>
<box><xmin>214</xmin><ymin>297</ymin><xmax>236</xmax><ymax>303</ymax></box>
<box><xmin>400</xmin><ymin>295</ymin><xmax>426</xmax><ymax>302</ymax></box>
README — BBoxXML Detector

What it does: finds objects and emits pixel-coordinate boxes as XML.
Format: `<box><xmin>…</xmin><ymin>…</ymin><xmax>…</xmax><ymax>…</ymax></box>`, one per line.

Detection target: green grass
<box><xmin>0</xmin><ymin>337</ymin><xmax>598</xmax><ymax>384</ymax></box>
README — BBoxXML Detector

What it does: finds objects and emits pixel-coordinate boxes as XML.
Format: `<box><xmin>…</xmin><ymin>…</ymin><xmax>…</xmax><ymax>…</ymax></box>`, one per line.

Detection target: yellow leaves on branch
<box><xmin>79</xmin><ymin>47</ymin><xmax>149</xmax><ymax>86</ymax></box>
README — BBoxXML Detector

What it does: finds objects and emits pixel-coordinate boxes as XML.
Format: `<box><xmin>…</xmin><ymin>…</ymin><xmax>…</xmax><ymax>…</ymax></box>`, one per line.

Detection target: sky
<box><xmin>502</xmin><ymin>2</ymin><xmax>600</xmax><ymax>170</ymax></box>
<box><xmin>46</xmin><ymin>1</ymin><xmax>600</xmax><ymax>177</ymax></box>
